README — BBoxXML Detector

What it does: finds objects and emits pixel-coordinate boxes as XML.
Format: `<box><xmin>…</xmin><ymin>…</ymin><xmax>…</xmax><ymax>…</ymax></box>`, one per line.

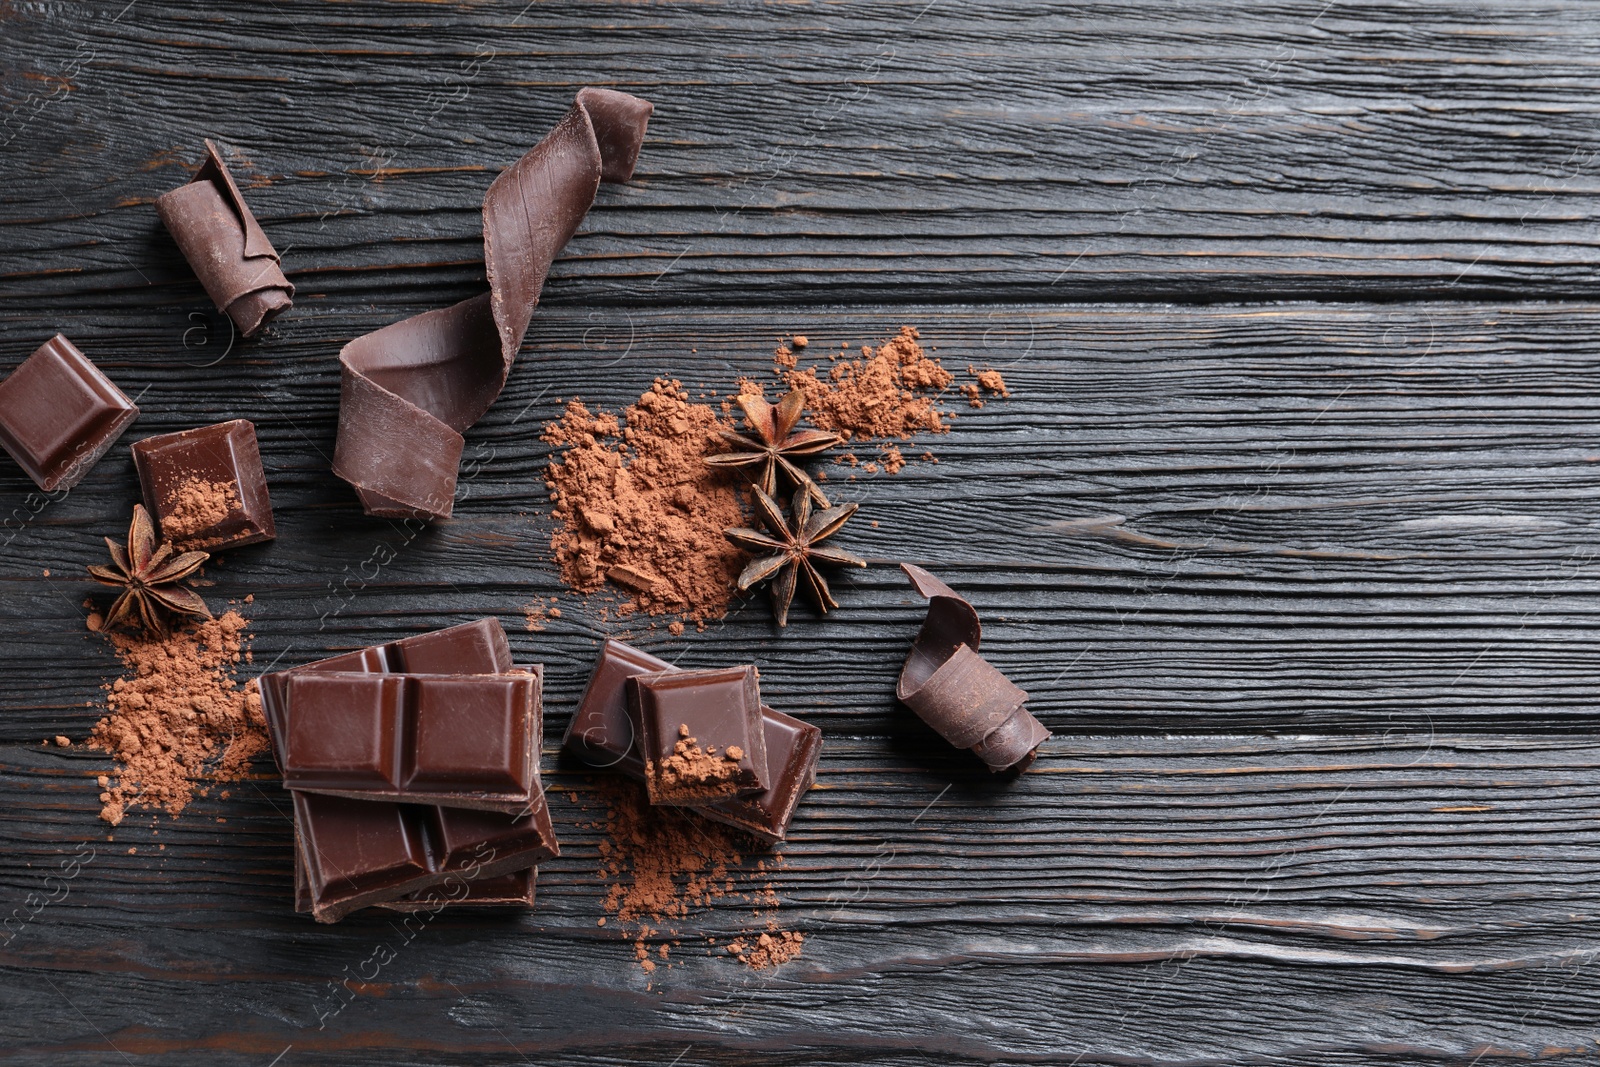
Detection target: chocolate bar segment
<box><xmin>264</xmin><ymin>619</ymin><xmax>552</xmax><ymax>919</ymax></box>
<box><xmin>383</xmin><ymin>870</ymin><xmax>537</xmax><ymax>912</ymax></box>
<box><xmin>630</xmin><ymin>666</ymin><xmax>768</xmax><ymax>805</ymax></box>
<box><xmin>292</xmin><ymin>791</ymin><xmax>555</xmax><ymax>923</ymax></box>
<box><xmin>156</xmin><ymin>139</ymin><xmax>293</xmax><ymax>338</ymax></box>
<box><xmin>295</xmin><ymin>857</ymin><xmax>537</xmax><ymax>915</ymax></box>
<box><xmin>258</xmin><ymin>618</ymin><xmax>514</xmax><ymax>772</ymax></box>
<box><xmin>565</xmin><ymin>639</ymin><xmax>820</xmax><ymax>842</ymax></box>
<box><xmin>898</xmin><ymin>563</ymin><xmax>1049</xmax><ymax>773</ymax></box>
<box><xmin>0</xmin><ymin>335</ymin><xmax>139</xmax><ymax>492</ymax></box>
<box><xmin>563</xmin><ymin>638</ymin><xmax>663</xmax><ymax>775</ymax></box>
<box><xmin>697</xmin><ymin>708</ymin><xmax>821</xmax><ymax>843</ymax></box>
<box><xmin>281</xmin><ymin>671</ymin><xmax>540</xmax><ymax>812</ymax></box>
<box><xmin>333</xmin><ymin>88</ymin><xmax>652</xmax><ymax>520</ymax></box>
<box><xmin>132</xmin><ymin>419</ymin><xmax>275</xmax><ymax>550</ymax></box>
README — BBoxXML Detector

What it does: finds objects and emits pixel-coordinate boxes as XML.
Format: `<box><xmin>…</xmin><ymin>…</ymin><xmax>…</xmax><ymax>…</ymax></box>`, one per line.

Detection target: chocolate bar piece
<box><xmin>898</xmin><ymin>564</ymin><xmax>1049</xmax><ymax>773</ymax></box>
<box><xmin>292</xmin><ymin>791</ymin><xmax>555</xmax><ymax>923</ymax></box>
<box><xmin>564</xmin><ymin>639</ymin><xmax>821</xmax><ymax>842</ymax></box>
<box><xmin>630</xmin><ymin>666</ymin><xmax>768</xmax><ymax>805</ymax></box>
<box><xmin>156</xmin><ymin>140</ymin><xmax>293</xmax><ymax>338</ymax></box>
<box><xmin>281</xmin><ymin>671</ymin><xmax>540</xmax><ymax>813</ymax></box>
<box><xmin>383</xmin><ymin>870</ymin><xmax>536</xmax><ymax>912</ymax></box>
<box><xmin>259</xmin><ymin>618</ymin><xmax>514</xmax><ymax>772</ymax></box>
<box><xmin>295</xmin><ymin>859</ymin><xmax>537</xmax><ymax>915</ymax></box>
<box><xmin>333</xmin><ymin>88</ymin><xmax>652</xmax><ymax>521</ymax></box>
<box><xmin>132</xmin><ymin>419</ymin><xmax>275</xmax><ymax>551</ymax></box>
<box><xmin>564</xmin><ymin>638</ymin><xmax>656</xmax><ymax>776</ymax></box>
<box><xmin>0</xmin><ymin>335</ymin><xmax>139</xmax><ymax>492</ymax></box>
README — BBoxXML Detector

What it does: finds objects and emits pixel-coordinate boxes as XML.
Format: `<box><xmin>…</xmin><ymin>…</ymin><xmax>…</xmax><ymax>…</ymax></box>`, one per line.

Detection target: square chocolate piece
<box><xmin>0</xmin><ymin>335</ymin><xmax>139</xmax><ymax>492</ymax></box>
<box><xmin>629</xmin><ymin>666</ymin><xmax>769</xmax><ymax>806</ymax></box>
<box><xmin>132</xmin><ymin>418</ymin><xmax>274</xmax><ymax>550</ymax></box>
<box><xmin>280</xmin><ymin>670</ymin><xmax>541</xmax><ymax>813</ymax></box>
<box><xmin>292</xmin><ymin>790</ymin><xmax>556</xmax><ymax>922</ymax></box>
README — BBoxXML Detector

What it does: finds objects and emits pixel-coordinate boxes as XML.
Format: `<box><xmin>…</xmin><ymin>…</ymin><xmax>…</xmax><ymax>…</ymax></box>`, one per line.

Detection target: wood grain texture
<box><xmin>5</xmin><ymin>0</ymin><xmax>1600</xmax><ymax>1064</ymax></box>
<box><xmin>0</xmin><ymin>302</ymin><xmax>1597</xmax><ymax>1064</ymax></box>
<box><xmin>5</xmin><ymin>1</ymin><xmax>1600</xmax><ymax>308</ymax></box>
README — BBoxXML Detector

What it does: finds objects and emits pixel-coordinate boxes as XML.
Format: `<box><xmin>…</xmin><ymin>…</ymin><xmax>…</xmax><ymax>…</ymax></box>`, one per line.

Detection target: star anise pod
<box><xmin>725</xmin><ymin>487</ymin><xmax>866</xmax><ymax>626</ymax></box>
<box><xmin>87</xmin><ymin>504</ymin><xmax>212</xmax><ymax>634</ymax></box>
<box><xmin>705</xmin><ymin>389</ymin><xmax>840</xmax><ymax>507</ymax></box>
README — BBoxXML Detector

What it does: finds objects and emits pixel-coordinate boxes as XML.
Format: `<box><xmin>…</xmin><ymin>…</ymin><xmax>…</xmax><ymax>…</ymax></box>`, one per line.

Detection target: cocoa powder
<box><xmin>775</xmin><ymin>325</ymin><xmax>955</xmax><ymax>441</ymax></box>
<box><xmin>87</xmin><ymin>608</ymin><xmax>269</xmax><ymax>826</ymax></box>
<box><xmin>542</xmin><ymin>328</ymin><xmax>1008</xmax><ymax>621</ymax></box>
<box><xmin>543</xmin><ymin>381</ymin><xmax>747</xmax><ymax>622</ymax></box>
<box><xmin>586</xmin><ymin>779</ymin><xmax>801</xmax><ymax>973</ymax></box>
<box><xmin>162</xmin><ymin>476</ymin><xmax>238</xmax><ymax>541</ymax></box>
<box><xmin>650</xmin><ymin>728</ymin><xmax>742</xmax><ymax>801</ymax></box>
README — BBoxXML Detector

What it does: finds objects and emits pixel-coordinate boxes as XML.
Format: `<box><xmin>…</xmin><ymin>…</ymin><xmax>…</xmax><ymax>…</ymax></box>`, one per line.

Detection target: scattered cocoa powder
<box><xmin>727</xmin><ymin>925</ymin><xmax>806</xmax><ymax>969</ymax></box>
<box><xmin>777</xmin><ymin>326</ymin><xmax>954</xmax><ymax>441</ymax></box>
<box><xmin>543</xmin><ymin>381</ymin><xmax>747</xmax><ymax>622</ymax></box>
<box><xmin>542</xmin><ymin>328</ymin><xmax>1008</xmax><ymax>620</ymax></box>
<box><xmin>974</xmin><ymin>367</ymin><xmax>1011</xmax><ymax>397</ymax></box>
<box><xmin>961</xmin><ymin>366</ymin><xmax>1012</xmax><ymax>409</ymax></box>
<box><xmin>586</xmin><ymin>779</ymin><xmax>802</xmax><ymax>973</ymax></box>
<box><xmin>88</xmin><ymin>608</ymin><xmax>269</xmax><ymax>827</ymax></box>
<box><xmin>162</xmin><ymin>476</ymin><xmax>239</xmax><ymax>541</ymax></box>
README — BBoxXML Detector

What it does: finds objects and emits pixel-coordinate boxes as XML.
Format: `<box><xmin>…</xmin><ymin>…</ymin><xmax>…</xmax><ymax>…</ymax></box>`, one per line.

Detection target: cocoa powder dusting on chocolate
<box><xmin>652</xmin><ymin>732</ymin><xmax>740</xmax><ymax>799</ymax></box>
<box><xmin>586</xmin><ymin>779</ymin><xmax>802</xmax><ymax>973</ymax></box>
<box><xmin>88</xmin><ymin>608</ymin><xmax>269</xmax><ymax>826</ymax></box>
<box><xmin>162</xmin><ymin>477</ymin><xmax>239</xmax><ymax>541</ymax></box>
<box><xmin>543</xmin><ymin>380</ymin><xmax>747</xmax><ymax>621</ymax></box>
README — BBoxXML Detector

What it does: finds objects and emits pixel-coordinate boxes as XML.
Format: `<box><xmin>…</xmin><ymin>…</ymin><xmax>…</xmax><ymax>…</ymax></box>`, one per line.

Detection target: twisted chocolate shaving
<box><xmin>332</xmin><ymin>88</ymin><xmax>653</xmax><ymax>519</ymax></box>
<box><xmin>156</xmin><ymin>140</ymin><xmax>294</xmax><ymax>338</ymax></box>
<box><xmin>898</xmin><ymin>563</ymin><xmax>1050</xmax><ymax>773</ymax></box>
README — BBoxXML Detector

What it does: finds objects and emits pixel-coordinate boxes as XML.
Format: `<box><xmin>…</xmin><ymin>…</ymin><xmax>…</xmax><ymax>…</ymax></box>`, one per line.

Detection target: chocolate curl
<box><xmin>156</xmin><ymin>140</ymin><xmax>294</xmax><ymax>338</ymax></box>
<box><xmin>897</xmin><ymin>563</ymin><xmax>1050</xmax><ymax>773</ymax></box>
<box><xmin>332</xmin><ymin>88</ymin><xmax>653</xmax><ymax>520</ymax></box>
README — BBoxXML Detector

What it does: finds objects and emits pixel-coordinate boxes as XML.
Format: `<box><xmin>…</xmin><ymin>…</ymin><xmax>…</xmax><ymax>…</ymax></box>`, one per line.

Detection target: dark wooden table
<box><xmin>5</xmin><ymin>3</ymin><xmax>1600</xmax><ymax>1064</ymax></box>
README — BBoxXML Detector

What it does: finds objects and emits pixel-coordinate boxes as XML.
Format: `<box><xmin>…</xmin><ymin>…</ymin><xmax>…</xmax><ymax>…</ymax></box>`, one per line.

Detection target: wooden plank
<box><xmin>6</xmin><ymin>1</ymin><xmax>1600</xmax><ymax>307</ymax></box>
<box><xmin>3</xmin><ymin>302</ymin><xmax>1600</xmax><ymax>740</ymax></box>
<box><xmin>0</xmin><ymin>300</ymin><xmax>1597</xmax><ymax>1061</ymax></box>
<box><xmin>4</xmin><ymin>733</ymin><xmax>1600</xmax><ymax>1065</ymax></box>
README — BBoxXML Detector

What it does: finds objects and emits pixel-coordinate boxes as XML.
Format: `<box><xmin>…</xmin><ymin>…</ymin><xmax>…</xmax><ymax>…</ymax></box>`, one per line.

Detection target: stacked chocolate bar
<box><xmin>562</xmin><ymin>639</ymin><xmax>822</xmax><ymax>842</ymax></box>
<box><xmin>259</xmin><ymin>619</ymin><xmax>558</xmax><ymax>922</ymax></box>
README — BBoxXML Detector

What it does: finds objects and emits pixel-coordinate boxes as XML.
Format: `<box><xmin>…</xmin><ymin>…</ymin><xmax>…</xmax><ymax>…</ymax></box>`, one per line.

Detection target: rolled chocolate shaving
<box><xmin>332</xmin><ymin>88</ymin><xmax>653</xmax><ymax>520</ymax></box>
<box><xmin>898</xmin><ymin>563</ymin><xmax>1050</xmax><ymax>773</ymax></box>
<box><xmin>156</xmin><ymin>139</ymin><xmax>294</xmax><ymax>338</ymax></box>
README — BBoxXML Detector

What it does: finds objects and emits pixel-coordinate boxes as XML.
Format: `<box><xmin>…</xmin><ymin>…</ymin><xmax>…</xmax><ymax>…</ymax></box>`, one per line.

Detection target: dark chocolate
<box><xmin>295</xmin><ymin>858</ymin><xmax>537</xmax><ymax>915</ymax></box>
<box><xmin>563</xmin><ymin>637</ymin><xmax>658</xmax><ymax>775</ymax></box>
<box><xmin>630</xmin><ymin>666</ymin><xmax>769</xmax><ymax>805</ymax></box>
<box><xmin>156</xmin><ymin>140</ymin><xmax>293</xmax><ymax>338</ymax></box>
<box><xmin>292</xmin><ymin>791</ymin><xmax>555</xmax><ymax>923</ymax></box>
<box><xmin>695</xmin><ymin>706</ymin><xmax>822</xmax><ymax>843</ymax></box>
<box><xmin>898</xmin><ymin>563</ymin><xmax>1050</xmax><ymax>773</ymax></box>
<box><xmin>259</xmin><ymin>618</ymin><xmax>514</xmax><ymax>772</ymax></box>
<box><xmin>382</xmin><ymin>869</ymin><xmax>537</xmax><ymax>912</ymax></box>
<box><xmin>0</xmin><ymin>335</ymin><xmax>139</xmax><ymax>492</ymax></box>
<box><xmin>132</xmin><ymin>419</ymin><xmax>274</xmax><ymax>550</ymax></box>
<box><xmin>332</xmin><ymin>88</ymin><xmax>652</xmax><ymax>520</ymax></box>
<box><xmin>281</xmin><ymin>671</ymin><xmax>541</xmax><ymax>813</ymax></box>
<box><xmin>564</xmin><ymin>639</ymin><xmax>821</xmax><ymax>842</ymax></box>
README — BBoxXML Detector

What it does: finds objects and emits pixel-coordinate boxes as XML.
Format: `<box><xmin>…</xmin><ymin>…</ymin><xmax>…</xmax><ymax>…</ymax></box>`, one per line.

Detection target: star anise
<box><xmin>705</xmin><ymin>389</ymin><xmax>840</xmax><ymax>507</ymax></box>
<box><xmin>87</xmin><ymin>504</ymin><xmax>212</xmax><ymax>634</ymax></box>
<box><xmin>725</xmin><ymin>487</ymin><xmax>866</xmax><ymax>626</ymax></box>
